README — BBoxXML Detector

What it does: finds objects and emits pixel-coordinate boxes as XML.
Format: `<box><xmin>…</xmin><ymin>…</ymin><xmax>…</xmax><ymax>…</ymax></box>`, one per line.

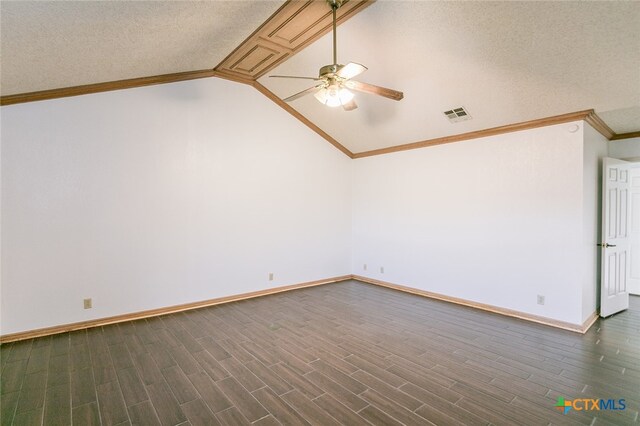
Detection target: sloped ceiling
<box><xmin>0</xmin><ymin>1</ymin><xmax>282</xmax><ymax>94</ymax></box>
<box><xmin>1</xmin><ymin>1</ymin><xmax>639</xmax><ymax>154</ymax></box>
<box><xmin>259</xmin><ymin>1</ymin><xmax>640</xmax><ymax>153</ymax></box>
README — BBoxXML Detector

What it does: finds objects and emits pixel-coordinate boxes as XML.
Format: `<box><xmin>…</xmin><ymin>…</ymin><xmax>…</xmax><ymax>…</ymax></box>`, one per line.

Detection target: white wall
<box><xmin>2</xmin><ymin>78</ymin><xmax>622</xmax><ymax>335</ymax></box>
<box><xmin>609</xmin><ymin>137</ymin><xmax>640</xmax><ymax>160</ymax></box>
<box><xmin>582</xmin><ymin>124</ymin><xmax>608</xmax><ymax>320</ymax></box>
<box><xmin>1</xmin><ymin>78</ymin><xmax>352</xmax><ymax>335</ymax></box>
<box><xmin>352</xmin><ymin>122</ymin><xmax>593</xmax><ymax>325</ymax></box>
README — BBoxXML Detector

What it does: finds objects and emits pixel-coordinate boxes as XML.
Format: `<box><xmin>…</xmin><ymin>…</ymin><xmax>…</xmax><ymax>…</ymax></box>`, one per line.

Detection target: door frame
<box><xmin>599</xmin><ymin>157</ymin><xmax>631</xmax><ymax>317</ymax></box>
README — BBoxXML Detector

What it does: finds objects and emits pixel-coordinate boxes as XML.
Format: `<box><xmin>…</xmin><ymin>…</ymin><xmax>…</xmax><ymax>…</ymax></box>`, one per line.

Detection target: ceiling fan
<box><xmin>269</xmin><ymin>0</ymin><xmax>404</xmax><ymax>111</ymax></box>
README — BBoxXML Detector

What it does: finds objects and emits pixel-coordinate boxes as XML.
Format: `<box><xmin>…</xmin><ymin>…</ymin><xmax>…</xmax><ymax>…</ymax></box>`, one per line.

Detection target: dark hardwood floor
<box><xmin>1</xmin><ymin>280</ymin><xmax>639</xmax><ymax>425</ymax></box>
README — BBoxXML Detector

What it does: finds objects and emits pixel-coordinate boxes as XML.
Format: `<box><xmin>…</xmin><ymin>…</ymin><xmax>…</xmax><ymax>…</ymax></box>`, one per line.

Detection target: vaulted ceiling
<box><xmin>2</xmin><ymin>1</ymin><xmax>639</xmax><ymax>155</ymax></box>
<box><xmin>261</xmin><ymin>1</ymin><xmax>640</xmax><ymax>153</ymax></box>
<box><xmin>0</xmin><ymin>1</ymin><xmax>282</xmax><ymax>94</ymax></box>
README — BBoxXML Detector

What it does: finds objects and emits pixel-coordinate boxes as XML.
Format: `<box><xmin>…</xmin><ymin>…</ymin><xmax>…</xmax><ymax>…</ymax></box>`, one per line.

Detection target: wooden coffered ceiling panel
<box><xmin>215</xmin><ymin>0</ymin><xmax>373</xmax><ymax>81</ymax></box>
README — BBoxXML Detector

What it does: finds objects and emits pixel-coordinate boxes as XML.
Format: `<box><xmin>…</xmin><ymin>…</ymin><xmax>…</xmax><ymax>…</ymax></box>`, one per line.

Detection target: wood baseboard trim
<box><xmin>0</xmin><ymin>275</ymin><xmax>351</xmax><ymax>344</ymax></box>
<box><xmin>581</xmin><ymin>311</ymin><xmax>599</xmax><ymax>333</ymax></box>
<box><xmin>352</xmin><ymin>275</ymin><xmax>596</xmax><ymax>333</ymax></box>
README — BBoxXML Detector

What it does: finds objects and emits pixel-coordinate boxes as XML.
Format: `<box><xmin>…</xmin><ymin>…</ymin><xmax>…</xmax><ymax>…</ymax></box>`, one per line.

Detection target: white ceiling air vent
<box><xmin>443</xmin><ymin>107</ymin><xmax>472</xmax><ymax>123</ymax></box>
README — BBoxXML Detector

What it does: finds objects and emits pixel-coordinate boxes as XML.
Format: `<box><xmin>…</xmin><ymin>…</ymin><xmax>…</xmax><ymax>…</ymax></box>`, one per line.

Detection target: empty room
<box><xmin>1</xmin><ymin>1</ymin><xmax>640</xmax><ymax>425</ymax></box>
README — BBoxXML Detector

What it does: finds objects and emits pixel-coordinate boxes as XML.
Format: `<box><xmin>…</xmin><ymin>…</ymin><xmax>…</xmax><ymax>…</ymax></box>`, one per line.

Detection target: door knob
<box><xmin>597</xmin><ymin>243</ymin><xmax>617</xmax><ymax>248</ymax></box>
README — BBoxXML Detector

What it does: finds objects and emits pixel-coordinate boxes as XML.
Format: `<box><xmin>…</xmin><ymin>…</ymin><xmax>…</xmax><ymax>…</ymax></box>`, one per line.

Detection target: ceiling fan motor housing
<box><xmin>270</xmin><ymin>0</ymin><xmax>404</xmax><ymax>107</ymax></box>
<box><xmin>320</xmin><ymin>64</ymin><xmax>342</xmax><ymax>77</ymax></box>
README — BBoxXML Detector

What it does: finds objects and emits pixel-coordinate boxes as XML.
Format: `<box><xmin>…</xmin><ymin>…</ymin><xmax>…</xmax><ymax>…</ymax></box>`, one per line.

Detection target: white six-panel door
<box><xmin>600</xmin><ymin>158</ymin><xmax>631</xmax><ymax>317</ymax></box>
<box><xmin>629</xmin><ymin>166</ymin><xmax>640</xmax><ymax>295</ymax></box>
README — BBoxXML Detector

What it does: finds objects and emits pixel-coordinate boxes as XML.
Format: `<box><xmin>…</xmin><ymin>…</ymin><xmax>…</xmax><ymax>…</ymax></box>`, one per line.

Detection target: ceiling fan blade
<box><xmin>269</xmin><ymin>75</ymin><xmax>322</xmax><ymax>81</ymax></box>
<box><xmin>342</xmin><ymin>99</ymin><xmax>358</xmax><ymax>111</ymax></box>
<box><xmin>336</xmin><ymin>62</ymin><xmax>367</xmax><ymax>80</ymax></box>
<box><xmin>283</xmin><ymin>85</ymin><xmax>323</xmax><ymax>102</ymax></box>
<box><xmin>345</xmin><ymin>80</ymin><xmax>404</xmax><ymax>101</ymax></box>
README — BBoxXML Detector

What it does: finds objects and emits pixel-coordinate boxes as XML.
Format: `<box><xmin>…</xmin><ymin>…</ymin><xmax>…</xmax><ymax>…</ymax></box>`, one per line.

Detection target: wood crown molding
<box><xmin>0</xmin><ymin>275</ymin><xmax>352</xmax><ymax>344</ymax></box>
<box><xmin>611</xmin><ymin>131</ymin><xmax>640</xmax><ymax>141</ymax></box>
<box><xmin>214</xmin><ymin>0</ymin><xmax>374</xmax><ymax>81</ymax></box>
<box><xmin>1</xmin><ymin>81</ymin><xmax>636</xmax><ymax>160</ymax></box>
<box><xmin>349</xmin><ymin>110</ymin><xmax>639</xmax><ymax>159</ymax></box>
<box><xmin>584</xmin><ymin>110</ymin><xmax>615</xmax><ymax>140</ymax></box>
<box><xmin>253</xmin><ymin>82</ymin><xmax>354</xmax><ymax>158</ymax></box>
<box><xmin>0</xmin><ymin>69</ymin><xmax>226</xmax><ymax>106</ymax></box>
<box><xmin>353</xmin><ymin>109</ymin><xmax>598</xmax><ymax>159</ymax></box>
<box><xmin>352</xmin><ymin>275</ymin><xmax>598</xmax><ymax>334</ymax></box>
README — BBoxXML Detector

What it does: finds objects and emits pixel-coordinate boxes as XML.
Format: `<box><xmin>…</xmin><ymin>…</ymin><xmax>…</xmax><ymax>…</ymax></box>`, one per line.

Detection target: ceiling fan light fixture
<box><xmin>315</xmin><ymin>86</ymin><xmax>354</xmax><ymax>107</ymax></box>
<box><xmin>270</xmin><ymin>0</ymin><xmax>402</xmax><ymax>110</ymax></box>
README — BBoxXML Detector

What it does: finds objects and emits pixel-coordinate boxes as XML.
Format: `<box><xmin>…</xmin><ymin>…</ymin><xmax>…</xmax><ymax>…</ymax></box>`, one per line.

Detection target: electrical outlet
<box><xmin>537</xmin><ymin>295</ymin><xmax>545</xmax><ymax>305</ymax></box>
<box><xmin>363</xmin><ymin>264</ymin><xmax>367</xmax><ymax>271</ymax></box>
<box><xmin>269</xmin><ymin>273</ymin><xmax>274</xmax><ymax>281</ymax></box>
<box><xmin>380</xmin><ymin>266</ymin><xmax>384</xmax><ymax>274</ymax></box>
<box><xmin>84</xmin><ymin>298</ymin><xmax>92</xmax><ymax>309</ymax></box>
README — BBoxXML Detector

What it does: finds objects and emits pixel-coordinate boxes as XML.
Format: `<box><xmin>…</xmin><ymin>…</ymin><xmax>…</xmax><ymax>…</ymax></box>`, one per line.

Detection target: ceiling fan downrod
<box><xmin>269</xmin><ymin>0</ymin><xmax>403</xmax><ymax>107</ymax></box>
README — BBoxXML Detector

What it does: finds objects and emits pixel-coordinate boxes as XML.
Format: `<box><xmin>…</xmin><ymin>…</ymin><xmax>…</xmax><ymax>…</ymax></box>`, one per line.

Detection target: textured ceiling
<box><xmin>1</xmin><ymin>1</ymin><xmax>639</xmax><ymax>154</ymax></box>
<box><xmin>260</xmin><ymin>1</ymin><xmax>640</xmax><ymax>153</ymax></box>
<box><xmin>0</xmin><ymin>1</ymin><xmax>283</xmax><ymax>95</ymax></box>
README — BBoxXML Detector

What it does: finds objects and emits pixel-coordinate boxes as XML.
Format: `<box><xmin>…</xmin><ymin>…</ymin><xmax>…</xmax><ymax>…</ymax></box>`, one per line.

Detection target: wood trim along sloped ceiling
<box><xmin>253</xmin><ymin>82</ymin><xmax>355</xmax><ymax>157</ymax></box>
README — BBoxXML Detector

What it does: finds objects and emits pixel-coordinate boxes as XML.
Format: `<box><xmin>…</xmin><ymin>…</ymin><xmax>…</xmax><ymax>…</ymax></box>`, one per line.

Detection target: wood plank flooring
<box><xmin>1</xmin><ymin>280</ymin><xmax>639</xmax><ymax>425</ymax></box>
